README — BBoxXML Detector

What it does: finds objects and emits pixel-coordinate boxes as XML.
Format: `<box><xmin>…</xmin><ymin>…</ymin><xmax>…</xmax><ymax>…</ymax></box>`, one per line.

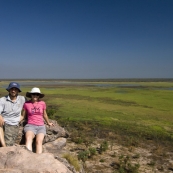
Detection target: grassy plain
<box><xmin>1</xmin><ymin>79</ymin><xmax>173</xmax><ymax>147</ymax></box>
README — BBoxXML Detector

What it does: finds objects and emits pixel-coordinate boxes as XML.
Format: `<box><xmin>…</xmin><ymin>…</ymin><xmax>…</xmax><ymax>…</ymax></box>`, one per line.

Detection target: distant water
<box><xmin>3</xmin><ymin>81</ymin><xmax>141</xmax><ymax>88</ymax></box>
<box><xmin>95</xmin><ymin>83</ymin><xmax>140</xmax><ymax>87</ymax></box>
<box><xmin>2</xmin><ymin>81</ymin><xmax>76</xmax><ymax>87</ymax></box>
<box><xmin>1</xmin><ymin>81</ymin><xmax>173</xmax><ymax>90</ymax></box>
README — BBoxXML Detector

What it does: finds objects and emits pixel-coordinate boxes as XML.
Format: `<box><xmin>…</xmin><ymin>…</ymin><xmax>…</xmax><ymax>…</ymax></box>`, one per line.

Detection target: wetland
<box><xmin>1</xmin><ymin>79</ymin><xmax>173</xmax><ymax>172</ymax></box>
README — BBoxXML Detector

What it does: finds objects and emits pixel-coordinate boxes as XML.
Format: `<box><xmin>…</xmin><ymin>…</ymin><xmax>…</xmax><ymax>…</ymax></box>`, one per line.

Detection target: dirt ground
<box><xmin>64</xmin><ymin>138</ymin><xmax>173</xmax><ymax>173</ymax></box>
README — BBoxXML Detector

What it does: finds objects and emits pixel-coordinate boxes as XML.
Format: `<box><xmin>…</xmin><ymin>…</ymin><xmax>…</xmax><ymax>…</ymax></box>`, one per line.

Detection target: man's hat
<box><xmin>6</xmin><ymin>82</ymin><xmax>22</xmax><ymax>92</ymax></box>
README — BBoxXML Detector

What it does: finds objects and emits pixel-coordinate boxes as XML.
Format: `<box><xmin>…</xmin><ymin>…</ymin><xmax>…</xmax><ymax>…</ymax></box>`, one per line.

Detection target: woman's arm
<box><xmin>43</xmin><ymin>110</ymin><xmax>54</xmax><ymax>126</ymax></box>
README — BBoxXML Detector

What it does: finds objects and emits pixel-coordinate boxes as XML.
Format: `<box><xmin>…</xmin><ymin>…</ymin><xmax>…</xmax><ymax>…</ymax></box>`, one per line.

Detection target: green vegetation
<box><xmin>98</xmin><ymin>140</ymin><xmax>109</xmax><ymax>154</ymax></box>
<box><xmin>77</xmin><ymin>140</ymin><xmax>108</xmax><ymax>162</ymax></box>
<box><xmin>114</xmin><ymin>155</ymin><xmax>140</xmax><ymax>173</ymax></box>
<box><xmin>1</xmin><ymin>80</ymin><xmax>172</xmax><ymax>172</ymax></box>
<box><xmin>78</xmin><ymin>150</ymin><xmax>90</xmax><ymax>162</ymax></box>
<box><xmin>1</xmin><ymin>80</ymin><xmax>173</xmax><ymax>148</ymax></box>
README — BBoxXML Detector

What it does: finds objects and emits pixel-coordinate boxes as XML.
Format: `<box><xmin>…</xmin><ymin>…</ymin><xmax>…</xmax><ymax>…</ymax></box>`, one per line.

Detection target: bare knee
<box><xmin>35</xmin><ymin>139</ymin><xmax>43</xmax><ymax>146</ymax></box>
<box><xmin>35</xmin><ymin>133</ymin><xmax>44</xmax><ymax>146</ymax></box>
<box><xmin>25</xmin><ymin>131</ymin><xmax>35</xmax><ymax>143</ymax></box>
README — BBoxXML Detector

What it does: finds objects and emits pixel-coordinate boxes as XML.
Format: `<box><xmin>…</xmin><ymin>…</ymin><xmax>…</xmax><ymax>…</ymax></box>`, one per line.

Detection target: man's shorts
<box><xmin>4</xmin><ymin>123</ymin><xmax>19</xmax><ymax>146</ymax></box>
<box><xmin>24</xmin><ymin>124</ymin><xmax>46</xmax><ymax>135</ymax></box>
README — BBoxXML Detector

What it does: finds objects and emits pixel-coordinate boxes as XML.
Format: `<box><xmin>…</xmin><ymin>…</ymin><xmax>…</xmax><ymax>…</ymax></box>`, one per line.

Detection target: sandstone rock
<box><xmin>43</xmin><ymin>137</ymin><xmax>67</xmax><ymax>155</ymax></box>
<box><xmin>0</xmin><ymin>169</ymin><xmax>23</xmax><ymax>173</ymax></box>
<box><xmin>110</xmin><ymin>158</ymin><xmax>120</xmax><ymax>169</ymax></box>
<box><xmin>44</xmin><ymin>119</ymin><xmax>69</xmax><ymax>143</ymax></box>
<box><xmin>16</xmin><ymin>119</ymin><xmax>69</xmax><ymax>145</ymax></box>
<box><xmin>2</xmin><ymin>119</ymin><xmax>84</xmax><ymax>173</ymax></box>
<box><xmin>168</xmin><ymin>160</ymin><xmax>173</xmax><ymax>171</ymax></box>
<box><xmin>0</xmin><ymin>146</ymin><xmax>73</xmax><ymax>173</ymax></box>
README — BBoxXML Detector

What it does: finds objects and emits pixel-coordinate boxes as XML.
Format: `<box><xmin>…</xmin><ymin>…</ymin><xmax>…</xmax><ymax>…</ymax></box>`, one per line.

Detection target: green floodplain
<box><xmin>1</xmin><ymin>79</ymin><xmax>173</xmax><ymax>147</ymax></box>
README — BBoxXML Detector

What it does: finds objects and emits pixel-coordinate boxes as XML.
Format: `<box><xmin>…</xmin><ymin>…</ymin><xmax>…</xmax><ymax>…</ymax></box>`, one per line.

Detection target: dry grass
<box><xmin>62</xmin><ymin>153</ymin><xmax>81</xmax><ymax>172</ymax></box>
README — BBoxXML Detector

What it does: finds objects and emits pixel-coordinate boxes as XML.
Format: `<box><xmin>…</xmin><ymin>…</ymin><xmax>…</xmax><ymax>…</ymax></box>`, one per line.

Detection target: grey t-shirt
<box><xmin>0</xmin><ymin>95</ymin><xmax>26</xmax><ymax>125</ymax></box>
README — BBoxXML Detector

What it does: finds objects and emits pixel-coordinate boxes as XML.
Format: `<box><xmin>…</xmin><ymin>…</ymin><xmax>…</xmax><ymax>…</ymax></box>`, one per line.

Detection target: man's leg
<box><xmin>4</xmin><ymin>124</ymin><xmax>19</xmax><ymax>146</ymax></box>
<box><xmin>0</xmin><ymin>126</ymin><xmax>6</xmax><ymax>147</ymax></box>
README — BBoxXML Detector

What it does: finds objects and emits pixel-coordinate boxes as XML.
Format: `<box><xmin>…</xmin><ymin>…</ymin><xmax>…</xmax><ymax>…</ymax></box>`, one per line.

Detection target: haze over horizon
<box><xmin>0</xmin><ymin>0</ymin><xmax>173</xmax><ymax>79</ymax></box>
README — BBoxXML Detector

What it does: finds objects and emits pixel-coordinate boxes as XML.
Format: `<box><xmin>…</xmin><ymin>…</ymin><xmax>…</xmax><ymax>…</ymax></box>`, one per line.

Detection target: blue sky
<box><xmin>0</xmin><ymin>0</ymin><xmax>173</xmax><ymax>79</ymax></box>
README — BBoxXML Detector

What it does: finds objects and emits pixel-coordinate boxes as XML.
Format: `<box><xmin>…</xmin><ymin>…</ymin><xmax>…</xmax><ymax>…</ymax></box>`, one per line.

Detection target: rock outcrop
<box><xmin>0</xmin><ymin>119</ymin><xmax>81</xmax><ymax>173</ymax></box>
<box><xmin>0</xmin><ymin>146</ymin><xmax>73</xmax><ymax>173</ymax></box>
<box><xmin>43</xmin><ymin>137</ymin><xmax>67</xmax><ymax>155</ymax></box>
<box><xmin>16</xmin><ymin>119</ymin><xmax>69</xmax><ymax>145</ymax></box>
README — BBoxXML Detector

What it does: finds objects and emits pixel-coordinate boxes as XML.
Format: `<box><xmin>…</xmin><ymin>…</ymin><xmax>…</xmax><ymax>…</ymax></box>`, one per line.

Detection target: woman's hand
<box><xmin>48</xmin><ymin>122</ymin><xmax>54</xmax><ymax>126</ymax></box>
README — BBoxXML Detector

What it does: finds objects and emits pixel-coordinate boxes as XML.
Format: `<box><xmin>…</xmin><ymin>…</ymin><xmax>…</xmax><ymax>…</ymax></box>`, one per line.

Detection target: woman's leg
<box><xmin>25</xmin><ymin>131</ymin><xmax>35</xmax><ymax>151</ymax></box>
<box><xmin>0</xmin><ymin>126</ymin><xmax>6</xmax><ymax>147</ymax></box>
<box><xmin>35</xmin><ymin>133</ymin><xmax>44</xmax><ymax>154</ymax></box>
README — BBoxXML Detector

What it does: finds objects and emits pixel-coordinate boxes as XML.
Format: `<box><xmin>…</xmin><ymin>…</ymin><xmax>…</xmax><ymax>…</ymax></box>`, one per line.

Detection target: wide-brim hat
<box><xmin>26</xmin><ymin>87</ymin><xmax>45</xmax><ymax>98</ymax></box>
<box><xmin>6</xmin><ymin>82</ymin><xmax>21</xmax><ymax>92</ymax></box>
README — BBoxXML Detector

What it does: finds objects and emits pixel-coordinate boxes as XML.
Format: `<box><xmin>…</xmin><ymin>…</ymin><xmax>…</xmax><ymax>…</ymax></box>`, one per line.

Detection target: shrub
<box><xmin>78</xmin><ymin>150</ymin><xmax>90</xmax><ymax>162</ymax></box>
<box><xmin>88</xmin><ymin>147</ymin><xmax>97</xmax><ymax>157</ymax></box>
<box><xmin>99</xmin><ymin>159</ymin><xmax>105</xmax><ymax>162</ymax></box>
<box><xmin>116</xmin><ymin>155</ymin><xmax>140</xmax><ymax>173</ymax></box>
<box><xmin>99</xmin><ymin>140</ymin><xmax>109</xmax><ymax>154</ymax></box>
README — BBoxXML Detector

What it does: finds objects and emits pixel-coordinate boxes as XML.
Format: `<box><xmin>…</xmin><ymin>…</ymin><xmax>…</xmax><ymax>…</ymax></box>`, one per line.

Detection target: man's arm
<box><xmin>0</xmin><ymin>126</ymin><xmax>6</xmax><ymax>147</ymax></box>
<box><xmin>20</xmin><ymin>109</ymin><xmax>26</xmax><ymax>122</ymax></box>
<box><xmin>0</xmin><ymin>114</ymin><xmax>6</xmax><ymax>147</ymax></box>
<box><xmin>0</xmin><ymin>115</ymin><xmax>4</xmax><ymax>127</ymax></box>
<box><xmin>0</xmin><ymin>98</ymin><xmax>5</xmax><ymax>127</ymax></box>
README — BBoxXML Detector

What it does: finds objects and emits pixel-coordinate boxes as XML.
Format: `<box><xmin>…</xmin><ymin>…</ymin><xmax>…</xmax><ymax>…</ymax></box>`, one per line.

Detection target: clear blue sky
<box><xmin>0</xmin><ymin>0</ymin><xmax>173</xmax><ymax>79</ymax></box>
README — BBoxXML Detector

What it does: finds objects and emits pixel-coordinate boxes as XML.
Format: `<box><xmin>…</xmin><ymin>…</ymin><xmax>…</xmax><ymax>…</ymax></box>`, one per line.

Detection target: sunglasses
<box><xmin>31</xmin><ymin>93</ymin><xmax>40</xmax><ymax>96</ymax></box>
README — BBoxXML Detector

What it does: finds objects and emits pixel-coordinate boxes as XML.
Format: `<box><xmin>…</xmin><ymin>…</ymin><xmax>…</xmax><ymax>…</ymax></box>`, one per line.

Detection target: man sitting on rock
<box><xmin>0</xmin><ymin>82</ymin><xmax>26</xmax><ymax>147</ymax></box>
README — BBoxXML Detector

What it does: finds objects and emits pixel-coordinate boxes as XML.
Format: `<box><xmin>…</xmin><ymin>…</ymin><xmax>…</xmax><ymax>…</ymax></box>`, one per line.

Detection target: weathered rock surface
<box><xmin>1</xmin><ymin>119</ymin><xmax>81</xmax><ymax>173</ymax></box>
<box><xmin>0</xmin><ymin>146</ymin><xmax>73</xmax><ymax>173</ymax></box>
<box><xmin>16</xmin><ymin>119</ymin><xmax>69</xmax><ymax>145</ymax></box>
<box><xmin>44</xmin><ymin>119</ymin><xmax>69</xmax><ymax>143</ymax></box>
<box><xmin>43</xmin><ymin>137</ymin><xmax>67</xmax><ymax>155</ymax></box>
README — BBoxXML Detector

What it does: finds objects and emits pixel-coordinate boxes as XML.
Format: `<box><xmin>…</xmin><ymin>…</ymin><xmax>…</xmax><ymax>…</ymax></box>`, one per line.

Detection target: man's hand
<box><xmin>0</xmin><ymin>115</ymin><xmax>4</xmax><ymax>127</ymax></box>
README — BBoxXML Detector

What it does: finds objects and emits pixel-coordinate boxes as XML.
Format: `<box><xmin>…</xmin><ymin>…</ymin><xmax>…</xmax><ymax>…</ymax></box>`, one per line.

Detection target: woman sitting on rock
<box><xmin>21</xmin><ymin>87</ymin><xmax>54</xmax><ymax>153</ymax></box>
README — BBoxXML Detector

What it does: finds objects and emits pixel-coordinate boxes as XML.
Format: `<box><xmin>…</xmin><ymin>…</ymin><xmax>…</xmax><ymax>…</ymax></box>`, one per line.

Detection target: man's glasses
<box><xmin>31</xmin><ymin>93</ymin><xmax>40</xmax><ymax>96</ymax></box>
